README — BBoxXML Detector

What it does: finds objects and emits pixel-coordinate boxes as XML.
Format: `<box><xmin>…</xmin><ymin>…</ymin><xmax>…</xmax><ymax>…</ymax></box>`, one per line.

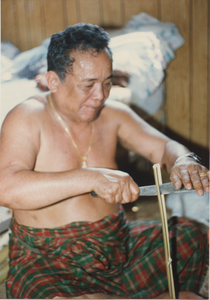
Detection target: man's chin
<box><xmin>81</xmin><ymin>107</ymin><xmax>102</xmax><ymax>122</ymax></box>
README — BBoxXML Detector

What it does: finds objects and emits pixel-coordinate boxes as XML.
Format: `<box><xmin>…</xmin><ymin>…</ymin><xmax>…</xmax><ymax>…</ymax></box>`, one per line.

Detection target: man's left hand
<box><xmin>170</xmin><ymin>159</ymin><xmax>210</xmax><ymax>196</ymax></box>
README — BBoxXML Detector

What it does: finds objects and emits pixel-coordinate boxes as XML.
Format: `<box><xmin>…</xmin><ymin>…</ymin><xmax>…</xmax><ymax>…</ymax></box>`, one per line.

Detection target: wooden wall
<box><xmin>1</xmin><ymin>0</ymin><xmax>209</xmax><ymax>165</ymax></box>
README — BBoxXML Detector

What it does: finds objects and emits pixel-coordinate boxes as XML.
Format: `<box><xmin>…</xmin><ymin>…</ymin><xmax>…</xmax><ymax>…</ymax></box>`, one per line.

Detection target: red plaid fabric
<box><xmin>6</xmin><ymin>207</ymin><xmax>207</xmax><ymax>299</ymax></box>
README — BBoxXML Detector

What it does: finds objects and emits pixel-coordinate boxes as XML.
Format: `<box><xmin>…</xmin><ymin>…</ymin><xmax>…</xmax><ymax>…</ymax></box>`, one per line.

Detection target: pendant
<box><xmin>82</xmin><ymin>160</ymin><xmax>87</xmax><ymax>168</ymax></box>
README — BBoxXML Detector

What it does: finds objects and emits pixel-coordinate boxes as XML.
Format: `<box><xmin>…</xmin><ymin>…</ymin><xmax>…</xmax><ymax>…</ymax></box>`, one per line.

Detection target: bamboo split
<box><xmin>153</xmin><ymin>164</ymin><xmax>176</xmax><ymax>299</ymax></box>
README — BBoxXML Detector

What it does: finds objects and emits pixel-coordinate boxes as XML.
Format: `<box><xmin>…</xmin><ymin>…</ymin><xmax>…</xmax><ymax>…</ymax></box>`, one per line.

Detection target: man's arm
<box><xmin>0</xmin><ymin>103</ymin><xmax>95</xmax><ymax>209</ymax></box>
<box><xmin>112</xmin><ymin>102</ymin><xmax>209</xmax><ymax>195</ymax></box>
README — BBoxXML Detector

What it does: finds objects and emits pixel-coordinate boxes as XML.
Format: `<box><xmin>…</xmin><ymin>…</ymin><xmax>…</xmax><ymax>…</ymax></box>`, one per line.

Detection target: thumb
<box><xmin>130</xmin><ymin>181</ymin><xmax>140</xmax><ymax>201</ymax></box>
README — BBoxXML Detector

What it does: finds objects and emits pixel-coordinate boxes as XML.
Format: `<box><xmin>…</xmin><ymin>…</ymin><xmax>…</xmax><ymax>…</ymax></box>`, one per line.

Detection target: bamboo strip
<box><xmin>153</xmin><ymin>164</ymin><xmax>176</xmax><ymax>299</ymax></box>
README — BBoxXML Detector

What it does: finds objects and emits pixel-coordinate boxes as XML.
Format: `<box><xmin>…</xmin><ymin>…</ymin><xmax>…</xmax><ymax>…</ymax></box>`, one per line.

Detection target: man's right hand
<box><xmin>88</xmin><ymin>168</ymin><xmax>139</xmax><ymax>204</ymax></box>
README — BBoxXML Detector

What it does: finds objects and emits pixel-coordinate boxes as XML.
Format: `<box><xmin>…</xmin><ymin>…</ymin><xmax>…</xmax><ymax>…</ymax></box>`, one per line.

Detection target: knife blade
<box><xmin>91</xmin><ymin>182</ymin><xmax>195</xmax><ymax>197</ymax></box>
<box><xmin>139</xmin><ymin>182</ymin><xmax>195</xmax><ymax>196</ymax></box>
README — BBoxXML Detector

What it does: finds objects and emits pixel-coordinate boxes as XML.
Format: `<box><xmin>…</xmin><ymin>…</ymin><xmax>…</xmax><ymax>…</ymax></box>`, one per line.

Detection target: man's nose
<box><xmin>92</xmin><ymin>84</ymin><xmax>105</xmax><ymax>101</ymax></box>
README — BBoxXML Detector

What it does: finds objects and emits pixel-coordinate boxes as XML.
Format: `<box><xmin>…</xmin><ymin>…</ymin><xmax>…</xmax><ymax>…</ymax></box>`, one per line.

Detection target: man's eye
<box><xmin>81</xmin><ymin>85</ymin><xmax>93</xmax><ymax>90</ymax></box>
<box><xmin>104</xmin><ymin>82</ymin><xmax>112</xmax><ymax>86</ymax></box>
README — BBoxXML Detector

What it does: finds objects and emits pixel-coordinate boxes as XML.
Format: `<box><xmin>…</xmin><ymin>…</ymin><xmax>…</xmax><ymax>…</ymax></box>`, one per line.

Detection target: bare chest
<box><xmin>34</xmin><ymin>119</ymin><xmax>118</xmax><ymax>172</ymax></box>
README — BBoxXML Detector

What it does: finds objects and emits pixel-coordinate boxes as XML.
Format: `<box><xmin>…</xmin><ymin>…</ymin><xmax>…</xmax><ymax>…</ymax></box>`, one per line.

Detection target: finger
<box><xmin>190</xmin><ymin>170</ymin><xmax>204</xmax><ymax>196</ymax></box>
<box><xmin>170</xmin><ymin>173</ymin><xmax>182</xmax><ymax>190</ymax></box>
<box><xmin>199</xmin><ymin>171</ymin><xmax>210</xmax><ymax>194</ymax></box>
<box><xmin>114</xmin><ymin>193</ymin><xmax>123</xmax><ymax>204</ymax></box>
<box><xmin>129</xmin><ymin>181</ymin><xmax>140</xmax><ymax>201</ymax></box>
<box><xmin>103</xmin><ymin>184</ymin><xmax>118</xmax><ymax>203</ymax></box>
<box><xmin>207</xmin><ymin>171</ymin><xmax>210</xmax><ymax>193</ymax></box>
<box><xmin>121</xmin><ymin>182</ymin><xmax>132</xmax><ymax>203</ymax></box>
<box><xmin>179</xmin><ymin>168</ymin><xmax>192</xmax><ymax>190</ymax></box>
<box><xmin>105</xmin><ymin>182</ymin><xmax>124</xmax><ymax>204</ymax></box>
<box><xmin>105</xmin><ymin>189</ymin><xmax>118</xmax><ymax>204</ymax></box>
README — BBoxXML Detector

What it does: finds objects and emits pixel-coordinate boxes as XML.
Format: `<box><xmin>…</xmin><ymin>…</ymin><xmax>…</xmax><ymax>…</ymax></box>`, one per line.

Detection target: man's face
<box><xmin>56</xmin><ymin>49</ymin><xmax>112</xmax><ymax>123</ymax></box>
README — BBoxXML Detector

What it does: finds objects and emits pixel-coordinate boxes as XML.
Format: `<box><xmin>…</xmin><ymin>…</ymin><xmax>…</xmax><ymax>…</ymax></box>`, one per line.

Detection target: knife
<box><xmin>91</xmin><ymin>182</ymin><xmax>195</xmax><ymax>197</ymax></box>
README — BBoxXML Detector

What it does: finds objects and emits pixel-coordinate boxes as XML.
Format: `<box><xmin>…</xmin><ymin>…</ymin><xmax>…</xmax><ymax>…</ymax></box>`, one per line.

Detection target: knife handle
<box><xmin>91</xmin><ymin>191</ymin><xmax>98</xmax><ymax>197</ymax></box>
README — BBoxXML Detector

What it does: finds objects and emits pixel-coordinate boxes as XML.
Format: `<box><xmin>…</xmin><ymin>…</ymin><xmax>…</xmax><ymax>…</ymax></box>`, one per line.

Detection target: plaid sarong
<box><xmin>6</xmin><ymin>208</ymin><xmax>207</xmax><ymax>299</ymax></box>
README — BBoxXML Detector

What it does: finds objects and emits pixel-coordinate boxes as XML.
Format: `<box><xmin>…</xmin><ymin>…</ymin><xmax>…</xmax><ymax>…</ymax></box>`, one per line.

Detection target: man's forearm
<box><xmin>0</xmin><ymin>168</ymin><xmax>96</xmax><ymax>210</ymax></box>
<box><xmin>161</xmin><ymin>140</ymin><xmax>191</xmax><ymax>173</ymax></box>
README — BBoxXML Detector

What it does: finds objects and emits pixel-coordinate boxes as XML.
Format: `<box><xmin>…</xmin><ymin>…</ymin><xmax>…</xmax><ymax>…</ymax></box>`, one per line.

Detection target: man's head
<box><xmin>47</xmin><ymin>23</ymin><xmax>112</xmax><ymax>81</ymax></box>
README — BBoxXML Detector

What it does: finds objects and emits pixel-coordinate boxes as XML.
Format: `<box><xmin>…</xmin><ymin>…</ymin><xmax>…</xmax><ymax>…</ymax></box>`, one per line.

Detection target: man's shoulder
<box><xmin>101</xmin><ymin>100</ymin><xmax>135</xmax><ymax>127</ymax></box>
<box><xmin>18</xmin><ymin>94</ymin><xmax>47</xmax><ymax>113</ymax></box>
<box><xmin>103</xmin><ymin>99</ymin><xmax>132</xmax><ymax>116</ymax></box>
<box><xmin>1</xmin><ymin>94</ymin><xmax>48</xmax><ymax>131</ymax></box>
<box><xmin>6</xmin><ymin>94</ymin><xmax>47</xmax><ymax>118</ymax></box>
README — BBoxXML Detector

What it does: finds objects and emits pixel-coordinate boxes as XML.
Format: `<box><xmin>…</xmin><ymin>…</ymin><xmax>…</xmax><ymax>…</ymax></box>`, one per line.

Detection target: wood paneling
<box><xmin>79</xmin><ymin>0</ymin><xmax>101</xmax><ymax>25</ymax></box>
<box><xmin>27</xmin><ymin>0</ymin><xmax>45</xmax><ymax>48</ymax></box>
<box><xmin>123</xmin><ymin>0</ymin><xmax>159</xmax><ymax>23</ymax></box>
<box><xmin>101</xmin><ymin>0</ymin><xmax>123</xmax><ymax>27</ymax></box>
<box><xmin>191</xmin><ymin>0</ymin><xmax>208</xmax><ymax>148</ymax></box>
<box><xmin>42</xmin><ymin>0</ymin><xmax>65</xmax><ymax>38</ymax></box>
<box><xmin>1</xmin><ymin>0</ymin><xmax>19</xmax><ymax>47</ymax></box>
<box><xmin>160</xmin><ymin>0</ymin><xmax>191</xmax><ymax>141</ymax></box>
<box><xmin>15</xmin><ymin>0</ymin><xmax>31</xmax><ymax>51</ymax></box>
<box><xmin>1</xmin><ymin>0</ymin><xmax>209</xmax><ymax>164</ymax></box>
<box><xmin>208</xmin><ymin>2</ymin><xmax>210</xmax><ymax>158</ymax></box>
<box><xmin>65</xmin><ymin>0</ymin><xmax>78</xmax><ymax>26</ymax></box>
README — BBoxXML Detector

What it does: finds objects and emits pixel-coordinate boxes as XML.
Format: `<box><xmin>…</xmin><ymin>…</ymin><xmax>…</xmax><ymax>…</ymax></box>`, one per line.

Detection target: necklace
<box><xmin>49</xmin><ymin>94</ymin><xmax>94</xmax><ymax>168</ymax></box>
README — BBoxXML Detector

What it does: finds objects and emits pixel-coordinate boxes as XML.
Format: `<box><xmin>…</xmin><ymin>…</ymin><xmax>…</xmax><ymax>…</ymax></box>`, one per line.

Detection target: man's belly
<box><xmin>13</xmin><ymin>194</ymin><xmax>119</xmax><ymax>228</ymax></box>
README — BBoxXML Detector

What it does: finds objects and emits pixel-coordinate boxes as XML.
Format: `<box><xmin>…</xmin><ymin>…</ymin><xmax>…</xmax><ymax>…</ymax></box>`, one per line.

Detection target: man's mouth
<box><xmin>84</xmin><ymin>105</ymin><xmax>102</xmax><ymax>111</ymax></box>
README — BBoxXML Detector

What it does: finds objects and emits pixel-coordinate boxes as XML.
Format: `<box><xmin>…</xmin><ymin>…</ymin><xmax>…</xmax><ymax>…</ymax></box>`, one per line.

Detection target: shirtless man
<box><xmin>0</xmin><ymin>24</ymin><xmax>209</xmax><ymax>299</ymax></box>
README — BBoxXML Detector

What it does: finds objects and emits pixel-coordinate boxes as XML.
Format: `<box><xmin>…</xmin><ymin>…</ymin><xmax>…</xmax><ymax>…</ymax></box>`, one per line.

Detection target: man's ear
<box><xmin>46</xmin><ymin>71</ymin><xmax>60</xmax><ymax>93</ymax></box>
